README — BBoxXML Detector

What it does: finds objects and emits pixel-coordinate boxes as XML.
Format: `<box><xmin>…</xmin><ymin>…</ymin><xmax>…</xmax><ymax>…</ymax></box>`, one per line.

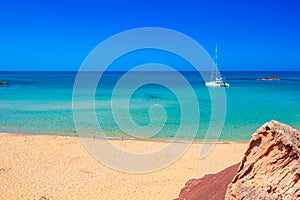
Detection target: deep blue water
<box><xmin>0</xmin><ymin>71</ymin><xmax>299</xmax><ymax>141</ymax></box>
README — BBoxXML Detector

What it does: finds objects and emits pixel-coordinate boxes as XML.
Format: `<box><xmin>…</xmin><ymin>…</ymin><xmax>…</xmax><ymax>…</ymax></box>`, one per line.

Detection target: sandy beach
<box><xmin>0</xmin><ymin>132</ymin><xmax>247</xmax><ymax>200</ymax></box>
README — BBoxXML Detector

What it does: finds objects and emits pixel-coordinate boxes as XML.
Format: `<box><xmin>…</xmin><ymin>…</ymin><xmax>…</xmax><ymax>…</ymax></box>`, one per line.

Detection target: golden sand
<box><xmin>0</xmin><ymin>133</ymin><xmax>247</xmax><ymax>200</ymax></box>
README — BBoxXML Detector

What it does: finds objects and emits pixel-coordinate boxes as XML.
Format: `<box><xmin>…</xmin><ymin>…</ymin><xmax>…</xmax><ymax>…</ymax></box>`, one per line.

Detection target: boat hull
<box><xmin>205</xmin><ymin>81</ymin><xmax>230</xmax><ymax>87</ymax></box>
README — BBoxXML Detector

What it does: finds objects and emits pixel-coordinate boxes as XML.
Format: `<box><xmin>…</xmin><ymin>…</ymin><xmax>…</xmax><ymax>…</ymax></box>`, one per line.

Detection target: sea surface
<box><xmin>0</xmin><ymin>71</ymin><xmax>299</xmax><ymax>142</ymax></box>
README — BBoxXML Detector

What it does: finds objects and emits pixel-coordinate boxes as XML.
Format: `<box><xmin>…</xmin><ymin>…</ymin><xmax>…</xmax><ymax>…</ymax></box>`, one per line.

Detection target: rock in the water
<box><xmin>225</xmin><ymin>120</ymin><xmax>300</xmax><ymax>200</ymax></box>
<box><xmin>176</xmin><ymin>163</ymin><xmax>240</xmax><ymax>200</ymax></box>
<box><xmin>0</xmin><ymin>81</ymin><xmax>8</xmax><ymax>86</ymax></box>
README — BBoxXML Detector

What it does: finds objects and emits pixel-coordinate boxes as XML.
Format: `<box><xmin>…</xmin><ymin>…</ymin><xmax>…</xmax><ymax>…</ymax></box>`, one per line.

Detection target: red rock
<box><xmin>176</xmin><ymin>163</ymin><xmax>240</xmax><ymax>200</ymax></box>
<box><xmin>226</xmin><ymin>120</ymin><xmax>300</xmax><ymax>200</ymax></box>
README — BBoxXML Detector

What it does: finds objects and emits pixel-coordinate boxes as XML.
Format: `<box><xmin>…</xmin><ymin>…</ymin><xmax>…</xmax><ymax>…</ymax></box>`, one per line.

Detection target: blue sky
<box><xmin>0</xmin><ymin>0</ymin><xmax>299</xmax><ymax>71</ymax></box>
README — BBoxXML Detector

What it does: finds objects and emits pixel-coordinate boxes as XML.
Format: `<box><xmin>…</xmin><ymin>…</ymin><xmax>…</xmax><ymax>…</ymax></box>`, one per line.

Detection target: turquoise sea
<box><xmin>0</xmin><ymin>71</ymin><xmax>299</xmax><ymax>142</ymax></box>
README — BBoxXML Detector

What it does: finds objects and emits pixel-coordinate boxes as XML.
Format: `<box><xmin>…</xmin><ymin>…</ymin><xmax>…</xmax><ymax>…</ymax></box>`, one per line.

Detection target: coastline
<box><xmin>1</xmin><ymin>131</ymin><xmax>250</xmax><ymax>144</ymax></box>
<box><xmin>0</xmin><ymin>132</ymin><xmax>247</xmax><ymax>199</ymax></box>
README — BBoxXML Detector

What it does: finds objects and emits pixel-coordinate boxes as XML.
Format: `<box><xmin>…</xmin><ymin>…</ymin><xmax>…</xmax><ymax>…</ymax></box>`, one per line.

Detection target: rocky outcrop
<box><xmin>226</xmin><ymin>120</ymin><xmax>300</xmax><ymax>200</ymax></box>
<box><xmin>176</xmin><ymin>163</ymin><xmax>240</xmax><ymax>200</ymax></box>
<box><xmin>0</xmin><ymin>81</ymin><xmax>8</xmax><ymax>86</ymax></box>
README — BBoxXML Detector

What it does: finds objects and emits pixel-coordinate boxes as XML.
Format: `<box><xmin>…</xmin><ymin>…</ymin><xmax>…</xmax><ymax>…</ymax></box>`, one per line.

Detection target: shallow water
<box><xmin>0</xmin><ymin>71</ymin><xmax>299</xmax><ymax>141</ymax></box>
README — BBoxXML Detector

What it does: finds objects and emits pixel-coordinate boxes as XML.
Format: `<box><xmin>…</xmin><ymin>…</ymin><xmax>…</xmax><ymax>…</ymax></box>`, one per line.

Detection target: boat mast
<box><xmin>215</xmin><ymin>45</ymin><xmax>218</xmax><ymax>67</ymax></box>
<box><xmin>215</xmin><ymin>45</ymin><xmax>220</xmax><ymax>79</ymax></box>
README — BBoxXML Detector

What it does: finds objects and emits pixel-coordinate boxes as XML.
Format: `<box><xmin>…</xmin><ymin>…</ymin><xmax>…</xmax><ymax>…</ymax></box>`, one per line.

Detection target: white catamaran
<box><xmin>205</xmin><ymin>45</ymin><xmax>230</xmax><ymax>87</ymax></box>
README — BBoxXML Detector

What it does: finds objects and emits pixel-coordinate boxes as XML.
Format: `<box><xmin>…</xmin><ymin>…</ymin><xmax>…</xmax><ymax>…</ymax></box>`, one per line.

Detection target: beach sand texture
<box><xmin>0</xmin><ymin>133</ymin><xmax>247</xmax><ymax>200</ymax></box>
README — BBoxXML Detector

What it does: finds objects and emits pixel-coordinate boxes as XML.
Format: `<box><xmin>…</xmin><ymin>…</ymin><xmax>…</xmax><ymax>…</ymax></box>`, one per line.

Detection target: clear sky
<box><xmin>0</xmin><ymin>0</ymin><xmax>299</xmax><ymax>71</ymax></box>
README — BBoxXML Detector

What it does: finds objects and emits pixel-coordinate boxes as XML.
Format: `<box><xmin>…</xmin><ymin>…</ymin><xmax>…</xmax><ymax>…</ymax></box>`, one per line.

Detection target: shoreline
<box><xmin>1</xmin><ymin>131</ymin><xmax>249</xmax><ymax>144</ymax></box>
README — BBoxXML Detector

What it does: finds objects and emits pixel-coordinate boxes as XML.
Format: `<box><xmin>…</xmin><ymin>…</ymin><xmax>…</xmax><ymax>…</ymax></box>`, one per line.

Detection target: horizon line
<box><xmin>1</xmin><ymin>70</ymin><xmax>300</xmax><ymax>72</ymax></box>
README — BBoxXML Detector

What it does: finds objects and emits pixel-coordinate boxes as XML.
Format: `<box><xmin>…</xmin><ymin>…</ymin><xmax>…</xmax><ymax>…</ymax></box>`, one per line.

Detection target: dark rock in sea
<box><xmin>0</xmin><ymin>81</ymin><xmax>8</xmax><ymax>86</ymax></box>
<box><xmin>147</xmin><ymin>94</ymin><xmax>157</xmax><ymax>99</ymax></box>
<box><xmin>176</xmin><ymin>163</ymin><xmax>240</xmax><ymax>200</ymax></box>
<box><xmin>225</xmin><ymin>120</ymin><xmax>300</xmax><ymax>200</ymax></box>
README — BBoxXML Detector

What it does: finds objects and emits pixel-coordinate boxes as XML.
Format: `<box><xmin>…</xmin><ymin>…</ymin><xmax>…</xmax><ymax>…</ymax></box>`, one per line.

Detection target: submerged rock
<box><xmin>226</xmin><ymin>120</ymin><xmax>300</xmax><ymax>200</ymax></box>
